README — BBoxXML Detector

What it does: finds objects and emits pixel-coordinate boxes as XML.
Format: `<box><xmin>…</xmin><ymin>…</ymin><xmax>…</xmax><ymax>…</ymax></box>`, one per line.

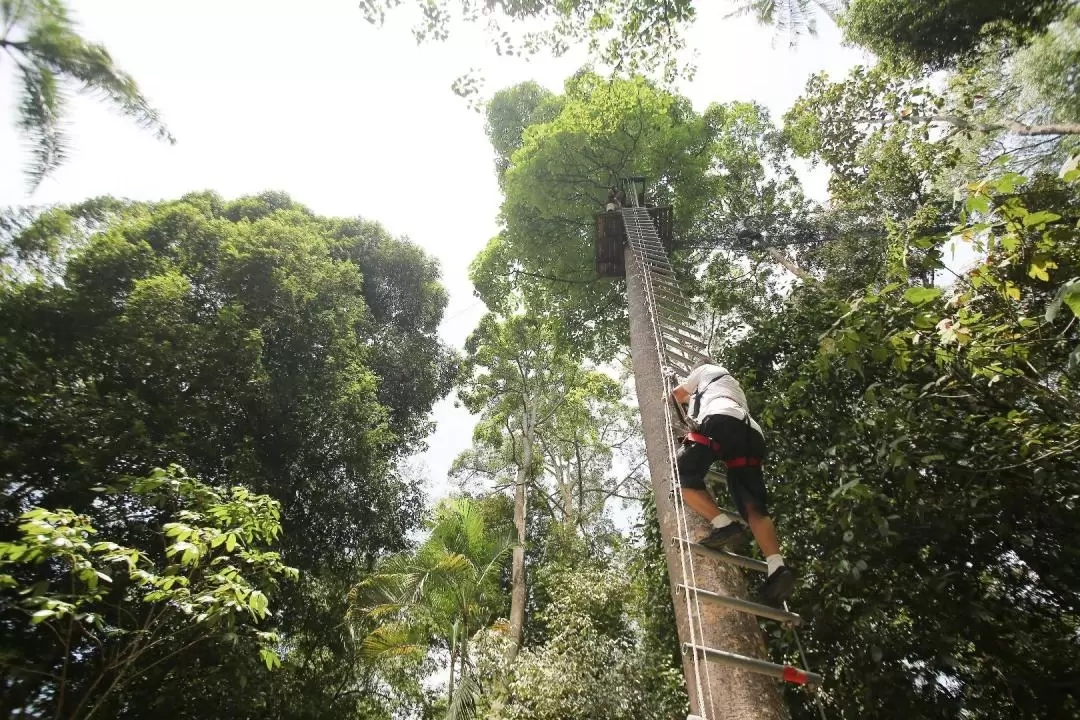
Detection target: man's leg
<box><xmin>744</xmin><ymin>502</ymin><xmax>780</xmax><ymax>557</ymax></box>
<box><xmin>739</xmin><ymin>496</ymin><xmax>794</xmax><ymax>603</ymax></box>
<box><xmin>676</xmin><ymin>441</ymin><xmax>744</xmax><ymax>550</ymax></box>
<box><xmin>681</xmin><ymin>487</ymin><xmax>723</xmax><ymax>522</ymax></box>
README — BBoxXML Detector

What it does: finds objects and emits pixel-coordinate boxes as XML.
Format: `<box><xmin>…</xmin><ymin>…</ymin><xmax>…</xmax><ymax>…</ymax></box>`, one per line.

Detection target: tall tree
<box><xmin>457</xmin><ymin>310</ymin><xmax>595</xmax><ymax>663</ymax></box>
<box><xmin>0</xmin><ymin>0</ymin><xmax>174</xmax><ymax>187</ymax></box>
<box><xmin>840</xmin><ymin>0</ymin><xmax>1072</xmax><ymax>69</ymax></box>
<box><xmin>713</xmin><ymin>160</ymin><xmax>1080</xmax><ymax>719</ymax></box>
<box><xmin>474</xmin><ymin>74</ymin><xmax>809</xmax><ymax>361</ymax></box>
<box><xmin>0</xmin><ymin>192</ymin><xmax>455</xmax><ymax>719</ymax></box>
<box><xmin>359</xmin><ymin>0</ymin><xmax>697</xmax><ymax>87</ymax></box>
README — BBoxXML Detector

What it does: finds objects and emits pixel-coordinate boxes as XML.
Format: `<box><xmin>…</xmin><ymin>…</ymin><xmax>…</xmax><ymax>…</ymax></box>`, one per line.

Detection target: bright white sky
<box><xmin>0</xmin><ymin>1</ymin><xmax>866</xmax><ymax>504</ymax></box>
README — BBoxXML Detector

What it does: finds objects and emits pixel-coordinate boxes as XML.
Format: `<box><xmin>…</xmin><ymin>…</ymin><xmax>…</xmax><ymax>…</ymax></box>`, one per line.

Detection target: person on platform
<box><xmin>606</xmin><ymin>186</ymin><xmax>620</xmax><ymax>211</ymax></box>
<box><xmin>669</xmin><ymin>361</ymin><xmax>796</xmax><ymax>604</ymax></box>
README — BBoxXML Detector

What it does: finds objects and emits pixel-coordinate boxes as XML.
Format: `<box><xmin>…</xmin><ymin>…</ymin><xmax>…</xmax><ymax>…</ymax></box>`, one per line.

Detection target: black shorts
<box><xmin>676</xmin><ymin>414</ymin><xmax>769</xmax><ymax>519</ymax></box>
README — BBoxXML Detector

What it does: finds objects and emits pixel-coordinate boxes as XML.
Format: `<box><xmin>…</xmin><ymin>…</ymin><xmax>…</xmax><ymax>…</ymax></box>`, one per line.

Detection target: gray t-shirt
<box><xmin>676</xmin><ymin>363</ymin><xmax>763</xmax><ymax>435</ymax></box>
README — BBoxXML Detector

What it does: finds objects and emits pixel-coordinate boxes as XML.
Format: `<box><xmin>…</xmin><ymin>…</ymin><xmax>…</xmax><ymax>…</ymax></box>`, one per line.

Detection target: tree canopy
<box><xmin>841</xmin><ymin>0</ymin><xmax>1072</xmax><ymax>69</ymax></box>
<box><xmin>0</xmin><ymin>192</ymin><xmax>456</xmax><ymax>719</ymax></box>
<box><xmin>3</xmin><ymin>1</ymin><xmax>1080</xmax><ymax>718</ymax></box>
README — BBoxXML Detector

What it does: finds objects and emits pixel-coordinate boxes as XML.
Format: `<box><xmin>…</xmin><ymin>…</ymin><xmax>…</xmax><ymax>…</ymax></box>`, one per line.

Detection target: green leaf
<box><xmin>1023</xmin><ymin>211</ymin><xmax>1061</xmax><ymax>227</ymax></box>
<box><xmin>904</xmin><ymin>287</ymin><xmax>941</xmax><ymax>305</ymax></box>
<box><xmin>965</xmin><ymin>194</ymin><xmax>990</xmax><ymax>215</ymax></box>
<box><xmin>1028</xmin><ymin>256</ymin><xmax>1058</xmax><ymax>282</ymax></box>
<box><xmin>259</xmin><ymin>647</ymin><xmax>281</xmax><ymax>671</ymax></box>
<box><xmin>31</xmin><ymin>609</ymin><xmax>53</xmax><ymax>624</ymax></box>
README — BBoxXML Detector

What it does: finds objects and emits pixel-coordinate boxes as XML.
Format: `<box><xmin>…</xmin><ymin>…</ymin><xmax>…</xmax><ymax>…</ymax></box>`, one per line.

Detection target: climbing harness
<box><xmin>683</xmin><ymin>431</ymin><xmax>722</xmax><ymax>454</ymax></box>
<box><xmin>617</xmin><ymin>182</ymin><xmax>822</xmax><ymax>719</ymax></box>
<box><xmin>687</xmin><ymin>371</ymin><xmax>728</xmax><ymax>426</ymax></box>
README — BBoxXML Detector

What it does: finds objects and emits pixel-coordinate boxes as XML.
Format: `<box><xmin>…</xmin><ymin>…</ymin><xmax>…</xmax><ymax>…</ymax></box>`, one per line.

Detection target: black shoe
<box><xmin>759</xmin><ymin>565</ymin><xmax>796</xmax><ymax>606</ymax></box>
<box><xmin>699</xmin><ymin>523</ymin><xmax>744</xmax><ymax>551</ymax></box>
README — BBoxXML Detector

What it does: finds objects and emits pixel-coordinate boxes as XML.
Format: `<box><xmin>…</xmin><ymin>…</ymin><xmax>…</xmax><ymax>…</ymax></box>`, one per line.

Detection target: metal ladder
<box><xmin>619</xmin><ymin>205</ymin><xmax>823</xmax><ymax>689</ymax></box>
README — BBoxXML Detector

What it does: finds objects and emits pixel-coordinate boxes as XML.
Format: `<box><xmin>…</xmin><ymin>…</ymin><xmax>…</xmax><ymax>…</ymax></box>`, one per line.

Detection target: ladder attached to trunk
<box><xmin>619</xmin><ymin>205</ymin><xmax>823</xmax><ymax>693</ymax></box>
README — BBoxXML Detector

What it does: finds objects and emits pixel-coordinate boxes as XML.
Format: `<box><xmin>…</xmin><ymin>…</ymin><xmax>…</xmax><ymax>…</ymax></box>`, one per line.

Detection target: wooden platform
<box><xmin>595</xmin><ymin>206</ymin><xmax>674</xmax><ymax>278</ymax></box>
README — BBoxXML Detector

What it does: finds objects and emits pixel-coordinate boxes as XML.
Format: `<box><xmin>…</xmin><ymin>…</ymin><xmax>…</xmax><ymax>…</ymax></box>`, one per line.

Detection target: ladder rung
<box><xmin>683</xmin><ymin>643</ymin><xmax>822</xmax><ymax>686</ymax></box>
<box><xmin>657</xmin><ymin>306</ymin><xmax>693</xmax><ymax>326</ymax></box>
<box><xmin>665</xmin><ymin>336</ymin><xmax>710</xmax><ymax>363</ymax></box>
<box><xmin>629</xmin><ymin>239</ymin><xmax>666</xmax><ymax>254</ymax></box>
<box><xmin>649</xmin><ymin>274</ymin><xmax>683</xmax><ymax>291</ymax></box>
<box><xmin>667</xmin><ymin>359</ymin><xmax>694</xmax><ymax>376</ymax></box>
<box><xmin>660</xmin><ymin>326</ymin><xmax>703</xmax><ymax>351</ymax></box>
<box><xmin>645</xmin><ymin>264</ymin><xmax>675</xmax><ymax>278</ymax></box>
<box><xmin>673</xmin><ymin>536</ymin><xmax>765</xmax><ymax>572</ymax></box>
<box><xmin>660</xmin><ymin>323</ymin><xmax>706</xmax><ymax>348</ymax></box>
<box><xmin>631</xmin><ymin>237</ymin><xmax>666</xmax><ymax>251</ymax></box>
<box><xmin>648</xmin><ymin>273</ymin><xmax>680</xmax><ymax>288</ymax></box>
<box><xmin>653</xmin><ymin>292</ymin><xmax>690</xmax><ymax>311</ymax></box>
<box><xmin>677</xmin><ymin>584</ymin><xmax>802</xmax><ymax>625</ymax></box>
<box><xmin>630</xmin><ymin>258</ymin><xmax>673</xmax><ymax>279</ymax></box>
<box><xmin>652</xmin><ymin>285</ymin><xmax>689</xmax><ymax>307</ymax></box>
<box><xmin>665</xmin><ymin>345</ymin><xmax>702</xmax><ymax>370</ymax></box>
<box><xmin>655</xmin><ymin>296</ymin><xmax>691</xmax><ymax>318</ymax></box>
<box><xmin>648</xmin><ymin>271</ymin><xmax>679</xmax><ymax>285</ymax></box>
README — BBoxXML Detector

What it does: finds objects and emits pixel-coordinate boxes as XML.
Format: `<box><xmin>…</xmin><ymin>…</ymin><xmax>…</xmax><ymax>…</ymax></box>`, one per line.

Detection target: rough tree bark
<box><xmin>625</xmin><ymin>250</ymin><xmax>789</xmax><ymax>720</ymax></box>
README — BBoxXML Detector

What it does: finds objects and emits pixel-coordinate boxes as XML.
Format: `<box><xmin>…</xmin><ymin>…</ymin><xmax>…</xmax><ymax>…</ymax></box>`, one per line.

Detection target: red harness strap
<box><xmin>684</xmin><ymin>433</ymin><xmax>761</xmax><ymax>469</ymax></box>
<box><xmin>684</xmin><ymin>431</ymin><xmax>722</xmax><ymax>454</ymax></box>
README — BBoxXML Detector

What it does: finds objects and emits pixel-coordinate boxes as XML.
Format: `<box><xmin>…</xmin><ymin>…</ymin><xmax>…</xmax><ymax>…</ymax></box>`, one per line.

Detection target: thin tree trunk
<box><xmin>448</xmin><ymin>645</ymin><xmax>457</xmax><ymax>707</ymax></box>
<box><xmin>626</xmin><ymin>249</ymin><xmax>789</xmax><ymax>720</ymax></box>
<box><xmin>561</xmin><ymin>460</ymin><xmax>574</xmax><ymax>522</ymax></box>
<box><xmin>766</xmin><ymin>247</ymin><xmax>813</xmax><ymax>282</ymax></box>
<box><xmin>506</xmin><ymin>405</ymin><xmax>534</xmax><ymax>664</ymax></box>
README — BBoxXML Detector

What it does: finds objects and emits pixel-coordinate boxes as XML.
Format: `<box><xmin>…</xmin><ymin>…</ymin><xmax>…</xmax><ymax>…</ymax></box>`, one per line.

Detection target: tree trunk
<box><xmin>506</xmin><ymin>406</ymin><xmax>534</xmax><ymax>664</ymax></box>
<box><xmin>448</xmin><ymin>644</ymin><xmax>457</xmax><ymax>707</ymax></box>
<box><xmin>625</xmin><ymin>250</ymin><xmax>789</xmax><ymax>720</ymax></box>
<box><xmin>766</xmin><ymin>248</ymin><xmax>813</xmax><ymax>282</ymax></box>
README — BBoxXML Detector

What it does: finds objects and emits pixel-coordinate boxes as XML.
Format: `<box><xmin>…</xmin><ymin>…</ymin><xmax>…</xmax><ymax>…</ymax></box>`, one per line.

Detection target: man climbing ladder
<box><xmin>670</xmin><ymin>361</ymin><xmax>796</xmax><ymax>605</ymax></box>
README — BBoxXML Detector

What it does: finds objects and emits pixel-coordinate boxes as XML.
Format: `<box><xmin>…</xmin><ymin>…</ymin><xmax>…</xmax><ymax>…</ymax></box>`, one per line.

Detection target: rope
<box><xmin>623</xmin><ymin>205</ymin><xmax>718</xmax><ymax>719</ymax></box>
<box><xmin>786</xmin><ymin>604</ymin><xmax>828</xmax><ymax>720</ymax></box>
<box><xmin>623</xmin><ymin>185</ymin><xmax>824</xmax><ymax>719</ymax></box>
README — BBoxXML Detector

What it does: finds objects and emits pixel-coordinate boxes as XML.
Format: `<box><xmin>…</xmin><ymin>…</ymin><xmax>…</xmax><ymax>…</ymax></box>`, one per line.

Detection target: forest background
<box><xmin>1</xmin><ymin>1</ymin><xmax>1078</xmax><ymax>719</ymax></box>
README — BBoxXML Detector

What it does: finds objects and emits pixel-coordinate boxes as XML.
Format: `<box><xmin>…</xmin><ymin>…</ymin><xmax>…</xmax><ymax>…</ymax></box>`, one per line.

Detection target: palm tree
<box><xmin>348</xmin><ymin>497</ymin><xmax>514</xmax><ymax>719</ymax></box>
<box><xmin>727</xmin><ymin>0</ymin><xmax>849</xmax><ymax>44</ymax></box>
<box><xmin>0</xmin><ymin>0</ymin><xmax>174</xmax><ymax>188</ymax></box>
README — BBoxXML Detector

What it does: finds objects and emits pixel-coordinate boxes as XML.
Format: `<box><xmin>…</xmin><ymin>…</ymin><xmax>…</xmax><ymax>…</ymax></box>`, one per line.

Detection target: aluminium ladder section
<box><xmin>619</xmin><ymin>206</ymin><xmax>822</xmax><ymax>692</ymax></box>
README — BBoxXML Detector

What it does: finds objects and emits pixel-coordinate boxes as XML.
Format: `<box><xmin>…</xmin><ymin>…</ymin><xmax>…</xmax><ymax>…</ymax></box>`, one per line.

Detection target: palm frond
<box><xmin>724</xmin><ymin>0</ymin><xmax>848</xmax><ymax>44</ymax></box>
<box><xmin>25</xmin><ymin>17</ymin><xmax>174</xmax><ymax>144</ymax></box>
<box><xmin>16</xmin><ymin>62</ymin><xmax>66</xmax><ymax>188</ymax></box>
<box><xmin>359</xmin><ymin>624</ymin><xmax>426</xmax><ymax>662</ymax></box>
<box><xmin>475</xmin><ymin>536</ymin><xmax>515</xmax><ymax>586</ymax></box>
<box><xmin>447</xmin><ymin>665</ymin><xmax>482</xmax><ymax>720</ymax></box>
<box><xmin>3</xmin><ymin>0</ymin><xmax>174</xmax><ymax>186</ymax></box>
